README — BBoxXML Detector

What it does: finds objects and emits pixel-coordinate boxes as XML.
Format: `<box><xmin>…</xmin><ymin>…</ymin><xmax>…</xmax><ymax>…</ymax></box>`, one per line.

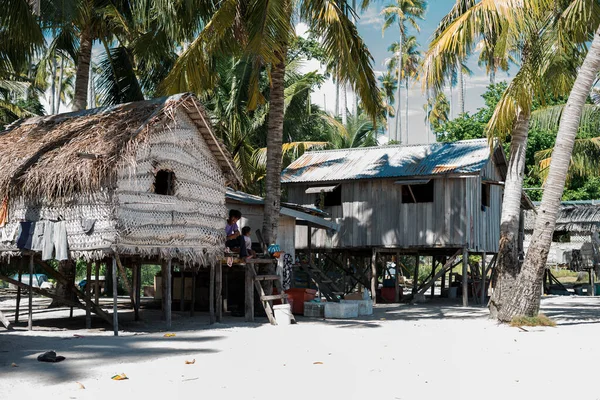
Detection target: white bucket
<box><xmin>273</xmin><ymin>304</ymin><xmax>292</xmax><ymax>326</ymax></box>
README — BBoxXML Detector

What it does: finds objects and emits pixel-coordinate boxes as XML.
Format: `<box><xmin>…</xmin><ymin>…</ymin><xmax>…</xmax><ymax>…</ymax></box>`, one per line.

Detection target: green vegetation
<box><xmin>509</xmin><ymin>314</ymin><xmax>556</xmax><ymax>328</ymax></box>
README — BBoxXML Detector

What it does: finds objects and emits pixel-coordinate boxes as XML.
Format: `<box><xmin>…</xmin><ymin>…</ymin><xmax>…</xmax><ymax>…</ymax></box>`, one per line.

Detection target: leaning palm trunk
<box><xmin>56</xmin><ymin>55</ymin><xmax>64</xmax><ymax>113</ymax></box>
<box><xmin>495</xmin><ymin>27</ymin><xmax>600</xmax><ymax>322</ymax></box>
<box><xmin>341</xmin><ymin>83</ymin><xmax>347</xmax><ymax>125</ymax></box>
<box><xmin>262</xmin><ymin>58</ymin><xmax>286</xmax><ymax>245</ymax></box>
<box><xmin>488</xmin><ymin>114</ymin><xmax>530</xmax><ymax>319</ymax></box>
<box><xmin>457</xmin><ymin>57</ymin><xmax>465</xmax><ymax>115</ymax></box>
<box><xmin>73</xmin><ymin>26</ymin><xmax>93</xmax><ymax>111</ymax></box>
<box><xmin>395</xmin><ymin>35</ymin><xmax>403</xmax><ymax>142</ymax></box>
<box><xmin>405</xmin><ymin>78</ymin><xmax>409</xmax><ymax>143</ymax></box>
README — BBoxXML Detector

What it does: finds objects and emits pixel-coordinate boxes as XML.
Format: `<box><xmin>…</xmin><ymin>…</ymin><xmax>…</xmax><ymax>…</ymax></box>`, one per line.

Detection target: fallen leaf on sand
<box><xmin>11</xmin><ymin>363</ymin><xmax>17</xmax><ymax>367</ymax></box>
<box><xmin>380</xmin><ymin>318</ymin><xmax>386</xmax><ymax>321</ymax></box>
<box><xmin>185</xmin><ymin>359</ymin><xmax>195</xmax><ymax>365</ymax></box>
<box><xmin>76</xmin><ymin>382</ymin><xmax>85</xmax><ymax>389</ymax></box>
<box><xmin>73</xmin><ymin>334</ymin><xmax>84</xmax><ymax>338</ymax></box>
<box><xmin>111</xmin><ymin>373</ymin><xmax>128</xmax><ymax>381</ymax></box>
<box><xmin>313</xmin><ymin>362</ymin><xmax>323</xmax><ymax>365</ymax></box>
<box><xmin>164</xmin><ymin>333</ymin><xmax>176</xmax><ymax>338</ymax></box>
<box><xmin>517</xmin><ymin>327</ymin><xmax>529</xmax><ymax>332</ymax></box>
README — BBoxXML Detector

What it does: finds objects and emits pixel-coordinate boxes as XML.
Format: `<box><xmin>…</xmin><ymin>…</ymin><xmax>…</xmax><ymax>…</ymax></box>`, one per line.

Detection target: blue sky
<box><xmin>303</xmin><ymin>0</ymin><xmax>512</xmax><ymax>145</ymax></box>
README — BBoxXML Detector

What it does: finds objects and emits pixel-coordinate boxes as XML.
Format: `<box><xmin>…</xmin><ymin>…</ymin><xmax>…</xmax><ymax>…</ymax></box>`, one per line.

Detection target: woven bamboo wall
<box><xmin>114</xmin><ymin>110</ymin><xmax>227</xmax><ymax>264</ymax></box>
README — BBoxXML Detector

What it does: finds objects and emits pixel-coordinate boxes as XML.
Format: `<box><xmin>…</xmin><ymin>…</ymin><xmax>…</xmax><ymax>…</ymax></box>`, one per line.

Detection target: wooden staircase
<box><xmin>298</xmin><ymin>262</ymin><xmax>342</xmax><ymax>302</ymax></box>
<box><xmin>247</xmin><ymin>263</ymin><xmax>296</xmax><ymax>325</ymax></box>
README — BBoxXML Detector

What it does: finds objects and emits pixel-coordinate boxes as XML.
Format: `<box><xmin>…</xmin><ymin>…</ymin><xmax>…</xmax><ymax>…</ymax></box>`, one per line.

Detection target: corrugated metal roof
<box><xmin>281</xmin><ymin>139</ymin><xmax>492</xmax><ymax>184</ymax></box>
<box><xmin>525</xmin><ymin>204</ymin><xmax>600</xmax><ymax>232</ymax></box>
<box><xmin>225</xmin><ymin>189</ymin><xmax>328</xmax><ymax>216</ymax></box>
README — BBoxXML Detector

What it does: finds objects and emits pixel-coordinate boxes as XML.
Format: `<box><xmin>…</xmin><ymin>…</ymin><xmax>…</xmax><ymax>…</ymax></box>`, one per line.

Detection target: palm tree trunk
<box><xmin>488</xmin><ymin>114</ymin><xmax>530</xmax><ymax>320</ymax></box>
<box><xmin>396</xmin><ymin>32</ymin><xmax>403</xmax><ymax>143</ymax></box>
<box><xmin>341</xmin><ymin>82</ymin><xmax>347</xmax><ymax>125</ymax></box>
<box><xmin>335</xmin><ymin>79</ymin><xmax>340</xmax><ymax>117</ymax></box>
<box><xmin>50</xmin><ymin>51</ymin><xmax>57</xmax><ymax>114</ymax></box>
<box><xmin>495</xmin><ymin>26</ymin><xmax>600</xmax><ymax>322</ymax></box>
<box><xmin>457</xmin><ymin>57</ymin><xmax>464</xmax><ymax>114</ymax></box>
<box><xmin>263</xmin><ymin>58</ymin><xmax>286</xmax><ymax>245</ymax></box>
<box><xmin>56</xmin><ymin>55</ymin><xmax>64</xmax><ymax>113</ymax></box>
<box><xmin>404</xmin><ymin>78</ymin><xmax>409</xmax><ymax>144</ymax></box>
<box><xmin>449</xmin><ymin>83</ymin><xmax>453</xmax><ymax>119</ymax></box>
<box><xmin>49</xmin><ymin>260</ymin><xmax>77</xmax><ymax>308</ymax></box>
<box><xmin>73</xmin><ymin>26</ymin><xmax>93</xmax><ymax>111</ymax></box>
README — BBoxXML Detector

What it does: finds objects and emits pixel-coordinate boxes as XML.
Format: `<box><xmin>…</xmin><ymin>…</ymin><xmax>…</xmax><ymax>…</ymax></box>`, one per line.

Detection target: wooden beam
<box><xmin>134</xmin><ymin>263</ymin><xmax>141</xmax><ymax>321</ymax></box>
<box><xmin>0</xmin><ymin>310</ymin><xmax>11</xmax><ymax>329</ymax></box>
<box><xmin>190</xmin><ymin>268</ymin><xmax>196</xmax><ymax>317</ymax></box>
<box><xmin>462</xmin><ymin>248</ymin><xmax>468</xmax><ymax>307</ymax></box>
<box><xmin>412</xmin><ymin>250</ymin><xmax>462</xmax><ymax>298</ymax></box>
<box><xmin>245</xmin><ymin>265</ymin><xmax>254</xmax><ymax>322</ymax></box>
<box><xmin>395</xmin><ymin>252</ymin><xmax>400</xmax><ymax>303</ymax></box>
<box><xmin>0</xmin><ymin>274</ymin><xmax>80</xmax><ymax>306</ymax></box>
<box><xmin>85</xmin><ymin>262</ymin><xmax>92</xmax><ymax>329</ymax></box>
<box><xmin>430</xmin><ymin>256</ymin><xmax>436</xmax><ymax>299</ymax></box>
<box><xmin>28</xmin><ymin>255</ymin><xmax>33</xmax><ymax>331</ymax></box>
<box><xmin>209</xmin><ymin>262</ymin><xmax>215</xmax><ymax>324</ymax></box>
<box><xmin>412</xmin><ymin>254</ymin><xmax>419</xmax><ymax>295</ymax></box>
<box><xmin>180</xmin><ymin>265</ymin><xmax>185</xmax><ymax>312</ymax></box>
<box><xmin>216</xmin><ymin>261</ymin><xmax>222</xmax><ymax>323</ymax></box>
<box><xmin>480</xmin><ymin>252</ymin><xmax>486</xmax><ymax>307</ymax></box>
<box><xmin>165</xmin><ymin>259</ymin><xmax>172</xmax><ymax>329</ymax></box>
<box><xmin>94</xmin><ymin>262</ymin><xmax>100</xmax><ymax>305</ymax></box>
<box><xmin>112</xmin><ymin>257</ymin><xmax>118</xmax><ymax>336</ymax></box>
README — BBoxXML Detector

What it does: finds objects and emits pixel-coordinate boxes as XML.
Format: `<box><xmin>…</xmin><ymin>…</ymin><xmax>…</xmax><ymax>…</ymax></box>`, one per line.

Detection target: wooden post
<box><xmin>180</xmin><ymin>265</ymin><xmax>185</xmax><ymax>312</ymax></box>
<box><xmin>15</xmin><ymin>258</ymin><xmax>24</xmax><ymax>324</ymax></box>
<box><xmin>245</xmin><ymin>265</ymin><xmax>254</xmax><ymax>322</ymax></box>
<box><xmin>28</xmin><ymin>254</ymin><xmax>33</xmax><ymax>331</ymax></box>
<box><xmin>430</xmin><ymin>256</ymin><xmax>436</xmax><ymax>299</ymax></box>
<box><xmin>216</xmin><ymin>261</ymin><xmax>222</xmax><ymax>323</ymax></box>
<box><xmin>370</xmin><ymin>249</ymin><xmax>377</xmax><ymax>304</ymax></box>
<box><xmin>112</xmin><ymin>257</ymin><xmax>118</xmax><ymax>336</ymax></box>
<box><xmin>165</xmin><ymin>259</ymin><xmax>172</xmax><ymax>329</ymax></box>
<box><xmin>134</xmin><ymin>263</ymin><xmax>141</xmax><ymax>321</ymax></box>
<box><xmin>440</xmin><ymin>256</ymin><xmax>446</xmax><ymax>296</ymax></box>
<box><xmin>462</xmin><ymin>248</ymin><xmax>468</xmax><ymax>307</ymax></box>
<box><xmin>161</xmin><ymin>261</ymin><xmax>167</xmax><ymax>314</ymax></box>
<box><xmin>190</xmin><ymin>268</ymin><xmax>196</xmax><ymax>317</ymax></box>
<box><xmin>94</xmin><ymin>262</ymin><xmax>100</xmax><ymax>305</ymax></box>
<box><xmin>85</xmin><ymin>262</ymin><xmax>92</xmax><ymax>329</ymax></box>
<box><xmin>395</xmin><ymin>252</ymin><xmax>400</xmax><ymax>303</ymax></box>
<box><xmin>224</xmin><ymin>266</ymin><xmax>229</xmax><ymax>313</ymax></box>
<box><xmin>412</xmin><ymin>254</ymin><xmax>419</xmax><ymax>295</ymax></box>
<box><xmin>480</xmin><ymin>252</ymin><xmax>486</xmax><ymax>306</ymax></box>
<box><xmin>209</xmin><ymin>261</ymin><xmax>215</xmax><ymax>324</ymax></box>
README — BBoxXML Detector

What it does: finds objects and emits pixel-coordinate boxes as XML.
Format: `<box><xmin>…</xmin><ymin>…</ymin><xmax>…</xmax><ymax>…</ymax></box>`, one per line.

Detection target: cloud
<box><xmin>357</xmin><ymin>7</ymin><xmax>384</xmax><ymax>28</ymax></box>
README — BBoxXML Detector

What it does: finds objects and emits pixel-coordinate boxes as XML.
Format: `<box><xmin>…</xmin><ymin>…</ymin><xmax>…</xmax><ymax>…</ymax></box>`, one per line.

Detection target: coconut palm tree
<box><xmin>422</xmin><ymin>0</ymin><xmax>595</xmax><ymax>318</ymax></box>
<box><xmin>381</xmin><ymin>0</ymin><xmax>426</xmax><ymax>143</ymax></box>
<box><xmin>424</xmin><ymin>92</ymin><xmax>449</xmax><ymax>132</ymax></box>
<box><xmin>499</xmin><ymin>25</ymin><xmax>600</xmax><ymax>320</ymax></box>
<box><xmin>379</xmin><ymin>71</ymin><xmax>397</xmax><ymax>137</ymax></box>
<box><xmin>161</xmin><ymin>0</ymin><xmax>382</xmax><ymax>244</ymax></box>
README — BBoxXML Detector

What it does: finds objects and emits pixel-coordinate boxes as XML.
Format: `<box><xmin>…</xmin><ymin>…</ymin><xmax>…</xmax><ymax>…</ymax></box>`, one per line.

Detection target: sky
<box><xmin>299</xmin><ymin>0</ymin><xmax>512</xmax><ymax>145</ymax></box>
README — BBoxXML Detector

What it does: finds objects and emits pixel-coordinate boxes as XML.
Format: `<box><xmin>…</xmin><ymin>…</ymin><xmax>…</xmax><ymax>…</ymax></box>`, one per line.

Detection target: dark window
<box><xmin>315</xmin><ymin>185</ymin><xmax>342</xmax><ymax>208</ymax></box>
<box><xmin>401</xmin><ymin>181</ymin><xmax>434</xmax><ymax>203</ymax></box>
<box><xmin>552</xmin><ymin>231</ymin><xmax>571</xmax><ymax>243</ymax></box>
<box><xmin>482</xmin><ymin>183</ymin><xmax>490</xmax><ymax>209</ymax></box>
<box><xmin>154</xmin><ymin>170</ymin><xmax>176</xmax><ymax>195</ymax></box>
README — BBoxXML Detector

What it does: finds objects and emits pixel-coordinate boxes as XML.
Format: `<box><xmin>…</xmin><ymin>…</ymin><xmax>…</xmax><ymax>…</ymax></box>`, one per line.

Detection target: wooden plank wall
<box><xmin>289</xmin><ymin>167</ymin><xmax>502</xmax><ymax>253</ymax></box>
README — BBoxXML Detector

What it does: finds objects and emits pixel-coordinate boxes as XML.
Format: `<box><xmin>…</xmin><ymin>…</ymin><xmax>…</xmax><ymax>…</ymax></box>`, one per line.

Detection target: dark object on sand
<box><xmin>37</xmin><ymin>351</ymin><xmax>65</xmax><ymax>363</ymax></box>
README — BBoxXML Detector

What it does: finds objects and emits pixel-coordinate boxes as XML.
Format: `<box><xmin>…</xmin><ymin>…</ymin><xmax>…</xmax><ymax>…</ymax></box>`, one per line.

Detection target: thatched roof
<box><xmin>524</xmin><ymin>203</ymin><xmax>600</xmax><ymax>232</ymax></box>
<box><xmin>0</xmin><ymin>93</ymin><xmax>239</xmax><ymax>200</ymax></box>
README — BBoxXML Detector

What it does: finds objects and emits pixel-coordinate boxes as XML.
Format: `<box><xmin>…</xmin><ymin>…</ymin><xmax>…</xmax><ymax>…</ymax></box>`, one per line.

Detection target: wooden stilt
<box><xmin>180</xmin><ymin>265</ymin><xmax>185</xmax><ymax>312</ymax></box>
<box><xmin>28</xmin><ymin>254</ymin><xmax>33</xmax><ymax>331</ymax></box>
<box><xmin>0</xmin><ymin>310</ymin><xmax>11</xmax><ymax>329</ymax></box>
<box><xmin>224</xmin><ymin>266</ymin><xmax>229</xmax><ymax>313</ymax></box>
<box><xmin>371</xmin><ymin>249</ymin><xmax>377</xmax><ymax>304</ymax></box>
<box><xmin>395</xmin><ymin>252</ymin><xmax>400</xmax><ymax>303</ymax></box>
<box><xmin>161</xmin><ymin>261</ymin><xmax>167</xmax><ymax>314</ymax></box>
<box><xmin>440</xmin><ymin>257</ymin><xmax>446</xmax><ymax>296</ymax></box>
<box><xmin>134</xmin><ymin>262</ymin><xmax>141</xmax><ymax>321</ymax></box>
<box><xmin>114</xmin><ymin>254</ymin><xmax>135</xmax><ymax>311</ymax></box>
<box><xmin>94</xmin><ymin>262</ymin><xmax>100</xmax><ymax>305</ymax></box>
<box><xmin>480</xmin><ymin>252</ymin><xmax>486</xmax><ymax>306</ymax></box>
<box><xmin>15</xmin><ymin>258</ymin><xmax>23</xmax><ymax>324</ymax></box>
<box><xmin>190</xmin><ymin>268</ymin><xmax>196</xmax><ymax>317</ymax></box>
<box><xmin>430</xmin><ymin>256</ymin><xmax>436</xmax><ymax>299</ymax></box>
<box><xmin>245</xmin><ymin>264</ymin><xmax>254</xmax><ymax>322</ymax></box>
<box><xmin>85</xmin><ymin>262</ymin><xmax>92</xmax><ymax>329</ymax></box>
<box><xmin>209</xmin><ymin>261</ymin><xmax>215</xmax><ymax>324</ymax></box>
<box><xmin>165</xmin><ymin>259</ymin><xmax>172</xmax><ymax>329</ymax></box>
<box><xmin>462</xmin><ymin>248</ymin><xmax>469</xmax><ymax>307</ymax></box>
<box><xmin>112</xmin><ymin>257</ymin><xmax>118</xmax><ymax>336</ymax></box>
<box><xmin>216</xmin><ymin>261</ymin><xmax>222</xmax><ymax>323</ymax></box>
<box><xmin>412</xmin><ymin>254</ymin><xmax>419</xmax><ymax>295</ymax></box>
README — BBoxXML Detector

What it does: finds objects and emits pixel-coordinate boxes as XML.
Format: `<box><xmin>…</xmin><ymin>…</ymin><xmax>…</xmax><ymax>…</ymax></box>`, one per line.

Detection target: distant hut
<box><xmin>281</xmin><ymin>139</ymin><xmax>534</xmax><ymax>305</ymax></box>
<box><xmin>0</xmin><ymin>93</ymin><xmax>239</xmax><ymax>331</ymax></box>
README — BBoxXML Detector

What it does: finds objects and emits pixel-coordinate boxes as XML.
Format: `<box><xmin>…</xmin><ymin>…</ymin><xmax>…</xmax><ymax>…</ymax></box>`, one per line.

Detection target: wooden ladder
<box><xmin>299</xmin><ymin>262</ymin><xmax>342</xmax><ymax>302</ymax></box>
<box><xmin>247</xmin><ymin>263</ymin><xmax>296</xmax><ymax>325</ymax></box>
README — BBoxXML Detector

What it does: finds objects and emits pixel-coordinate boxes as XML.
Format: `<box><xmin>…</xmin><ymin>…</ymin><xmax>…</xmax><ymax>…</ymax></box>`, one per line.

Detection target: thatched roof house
<box><xmin>524</xmin><ymin>202</ymin><xmax>600</xmax><ymax>268</ymax></box>
<box><xmin>0</xmin><ymin>93</ymin><xmax>239</xmax><ymax>265</ymax></box>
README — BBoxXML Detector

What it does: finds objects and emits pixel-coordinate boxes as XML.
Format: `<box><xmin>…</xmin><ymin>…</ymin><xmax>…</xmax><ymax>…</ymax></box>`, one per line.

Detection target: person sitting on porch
<box><xmin>225</xmin><ymin>209</ymin><xmax>249</xmax><ymax>259</ymax></box>
<box><xmin>242</xmin><ymin>226</ymin><xmax>257</xmax><ymax>257</ymax></box>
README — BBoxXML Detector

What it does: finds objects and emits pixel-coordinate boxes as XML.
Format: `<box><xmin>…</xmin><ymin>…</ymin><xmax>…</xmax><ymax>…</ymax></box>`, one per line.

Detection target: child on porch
<box><xmin>242</xmin><ymin>226</ymin><xmax>256</xmax><ymax>257</ymax></box>
<box><xmin>225</xmin><ymin>209</ymin><xmax>250</xmax><ymax>259</ymax></box>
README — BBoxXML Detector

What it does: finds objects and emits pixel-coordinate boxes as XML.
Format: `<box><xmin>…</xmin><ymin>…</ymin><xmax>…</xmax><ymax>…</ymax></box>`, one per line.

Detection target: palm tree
<box><xmin>499</xmin><ymin>25</ymin><xmax>600</xmax><ymax>319</ymax></box>
<box><xmin>161</xmin><ymin>0</ymin><xmax>382</xmax><ymax>245</ymax></box>
<box><xmin>324</xmin><ymin>113</ymin><xmax>379</xmax><ymax>148</ymax></box>
<box><xmin>424</xmin><ymin>92</ymin><xmax>449</xmax><ymax>132</ymax></box>
<box><xmin>381</xmin><ymin>0</ymin><xmax>426</xmax><ymax>143</ymax></box>
<box><xmin>379</xmin><ymin>71</ymin><xmax>397</xmax><ymax>137</ymax></box>
<box><xmin>422</xmin><ymin>0</ymin><xmax>594</xmax><ymax>318</ymax></box>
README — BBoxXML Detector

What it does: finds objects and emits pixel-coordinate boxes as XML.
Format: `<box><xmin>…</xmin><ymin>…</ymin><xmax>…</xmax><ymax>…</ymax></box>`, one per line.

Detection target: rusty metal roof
<box><xmin>281</xmin><ymin>139</ymin><xmax>493</xmax><ymax>184</ymax></box>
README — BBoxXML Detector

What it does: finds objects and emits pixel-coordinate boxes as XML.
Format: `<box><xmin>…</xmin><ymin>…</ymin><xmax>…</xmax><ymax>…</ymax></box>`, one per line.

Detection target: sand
<box><xmin>1</xmin><ymin>295</ymin><xmax>600</xmax><ymax>400</ymax></box>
